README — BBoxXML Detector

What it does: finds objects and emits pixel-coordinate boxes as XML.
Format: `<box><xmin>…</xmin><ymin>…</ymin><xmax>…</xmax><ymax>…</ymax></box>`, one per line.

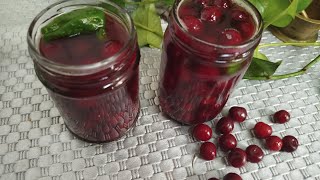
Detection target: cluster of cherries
<box><xmin>192</xmin><ymin>107</ymin><xmax>299</xmax><ymax>180</ymax></box>
<box><xmin>178</xmin><ymin>0</ymin><xmax>256</xmax><ymax>45</ymax></box>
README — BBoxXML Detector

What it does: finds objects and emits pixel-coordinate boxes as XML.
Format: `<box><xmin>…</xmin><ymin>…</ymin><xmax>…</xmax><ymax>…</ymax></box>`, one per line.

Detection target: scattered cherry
<box><xmin>231</xmin><ymin>9</ymin><xmax>249</xmax><ymax>22</ymax></box>
<box><xmin>223</xmin><ymin>173</ymin><xmax>242</xmax><ymax>180</ymax></box>
<box><xmin>200</xmin><ymin>142</ymin><xmax>217</xmax><ymax>160</ymax></box>
<box><xmin>265</xmin><ymin>135</ymin><xmax>283</xmax><ymax>151</ymax></box>
<box><xmin>216</xmin><ymin>117</ymin><xmax>234</xmax><ymax>134</ymax></box>
<box><xmin>282</xmin><ymin>135</ymin><xmax>299</xmax><ymax>152</ymax></box>
<box><xmin>214</xmin><ymin>0</ymin><xmax>231</xmax><ymax>9</ymax></box>
<box><xmin>181</xmin><ymin>16</ymin><xmax>204</xmax><ymax>35</ymax></box>
<box><xmin>227</xmin><ymin>148</ymin><xmax>247</xmax><ymax>167</ymax></box>
<box><xmin>208</xmin><ymin>178</ymin><xmax>219</xmax><ymax>180</ymax></box>
<box><xmin>219</xmin><ymin>28</ymin><xmax>243</xmax><ymax>45</ymax></box>
<box><xmin>246</xmin><ymin>145</ymin><xmax>264</xmax><ymax>163</ymax></box>
<box><xmin>192</xmin><ymin>123</ymin><xmax>212</xmax><ymax>141</ymax></box>
<box><xmin>273</xmin><ymin>110</ymin><xmax>290</xmax><ymax>124</ymax></box>
<box><xmin>229</xmin><ymin>106</ymin><xmax>247</xmax><ymax>122</ymax></box>
<box><xmin>219</xmin><ymin>134</ymin><xmax>237</xmax><ymax>152</ymax></box>
<box><xmin>201</xmin><ymin>6</ymin><xmax>223</xmax><ymax>23</ymax></box>
<box><xmin>253</xmin><ymin>122</ymin><xmax>272</xmax><ymax>139</ymax></box>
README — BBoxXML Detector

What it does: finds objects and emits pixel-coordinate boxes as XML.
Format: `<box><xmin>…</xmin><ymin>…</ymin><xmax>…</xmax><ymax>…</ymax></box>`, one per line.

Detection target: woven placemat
<box><xmin>1</xmin><ymin>0</ymin><xmax>320</xmax><ymax>179</ymax></box>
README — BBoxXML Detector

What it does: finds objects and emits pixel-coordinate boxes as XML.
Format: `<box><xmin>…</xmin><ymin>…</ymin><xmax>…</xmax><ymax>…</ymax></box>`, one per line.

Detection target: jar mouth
<box><xmin>27</xmin><ymin>0</ymin><xmax>136</xmax><ymax>76</ymax></box>
<box><xmin>172</xmin><ymin>0</ymin><xmax>263</xmax><ymax>49</ymax></box>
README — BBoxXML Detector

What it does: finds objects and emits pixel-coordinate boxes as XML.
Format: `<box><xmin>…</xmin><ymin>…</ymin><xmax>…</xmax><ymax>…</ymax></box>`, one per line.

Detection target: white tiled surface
<box><xmin>1</xmin><ymin>0</ymin><xmax>320</xmax><ymax>179</ymax></box>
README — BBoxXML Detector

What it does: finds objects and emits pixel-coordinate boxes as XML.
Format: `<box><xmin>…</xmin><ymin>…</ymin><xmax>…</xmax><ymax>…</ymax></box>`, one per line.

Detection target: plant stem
<box><xmin>245</xmin><ymin>55</ymin><xmax>320</xmax><ymax>80</ymax></box>
<box><xmin>258</xmin><ymin>42</ymin><xmax>320</xmax><ymax>48</ymax></box>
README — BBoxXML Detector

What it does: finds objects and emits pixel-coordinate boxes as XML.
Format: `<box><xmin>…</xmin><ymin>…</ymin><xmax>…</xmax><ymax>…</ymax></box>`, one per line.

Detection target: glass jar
<box><xmin>27</xmin><ymin>0</ymin><xmax>140</xmax><ymax>142</ymax></box>
<box><xmin>159</xmin><ymin>0</ymin><xmax>263</xmax><ymax>124</ymax></box>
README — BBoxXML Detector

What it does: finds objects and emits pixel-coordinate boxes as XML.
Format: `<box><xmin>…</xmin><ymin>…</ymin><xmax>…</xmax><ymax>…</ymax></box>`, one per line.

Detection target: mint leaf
<box><xmin>132</xmin><ymin>1</ymin><xmax>163</xmax><ymax>48</ymax></box>
<box><xmin>244</xmin><ymin>57</ymin><xmax>282</xmax><ymax>79</ymax></box>
<box><xmin>161</xmin><ymin>0</ymin><xmax>175</xmax><ymax>6</ymax></box>
<box><xmin>41</xmin><ymin>8</ymin><xmax>106</xmax><ymax>41</ymax></box>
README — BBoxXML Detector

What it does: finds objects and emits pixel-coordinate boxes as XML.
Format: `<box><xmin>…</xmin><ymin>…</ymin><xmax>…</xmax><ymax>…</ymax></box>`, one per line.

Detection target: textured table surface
<box><xmin>1</xmin><ymin>0</ymin><xmax>320</xmax><ymax>180</ymax></box>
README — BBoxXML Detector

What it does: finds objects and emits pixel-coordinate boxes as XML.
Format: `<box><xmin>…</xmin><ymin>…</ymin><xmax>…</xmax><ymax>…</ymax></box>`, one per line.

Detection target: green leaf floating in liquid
<box><xmin>244</xmin><ymin>57</ymin><xmax>282</xmax><ymax>79</ymax></box>
<box><xmin>41</xmin><ymin>7</ymin><xmax>106</xmax><ymax>41</ymax></box>
<box><xmin>132</xmin><ymin>0</ymin><xmax>163</xmax><ymax>48</ymax></box>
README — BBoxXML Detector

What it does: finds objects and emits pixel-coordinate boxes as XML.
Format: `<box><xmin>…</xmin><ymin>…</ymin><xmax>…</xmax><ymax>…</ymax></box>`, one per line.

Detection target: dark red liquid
<box><xmin>159</xmin><ymin>0</ymin><xmax>260</xmax><ymax>124</ymax></box>
<box><xmin>37</xmin><ymin>12</ymin><xmax>140</xmax><ymax>142</ymax></box>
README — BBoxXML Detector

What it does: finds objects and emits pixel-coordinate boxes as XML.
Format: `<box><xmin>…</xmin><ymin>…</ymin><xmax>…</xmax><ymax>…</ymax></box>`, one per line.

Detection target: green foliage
<box><xmin>248</xmin><ymin>0</ymin><xmax>312</xmax><ymax>28</ymax></box>
<box><xmin>132</xmin><ymin>1</ymin><xmax>163</xmax><ymax>48</ymax></box>
<box><xmin>41</xmin><ymin>7</ymin><xmax>106</xmax><ymax>41</ymax></box>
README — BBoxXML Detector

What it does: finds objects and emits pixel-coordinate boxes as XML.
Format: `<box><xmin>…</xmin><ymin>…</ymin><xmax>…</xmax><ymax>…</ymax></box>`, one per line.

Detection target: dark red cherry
<box><xmin>208</xmin><ymin>178</ymin><xmax>219</xmax><ymax>180</ymax></box>
<box><xmin>246</xmin><ymin>145</ymin><xmax>264</xmax><ymax>163</ymax></box>
<box><xmin>223</xmin><ymin>173</ymin><xmax>242</xmax><ymax>180</ymax></box>
<box><xmin>201</xmin><ymin>6</ymin><xmax>222</xmax><ymax>23</ymax></box>
<box><xmin>194</xmin><ymin>0</ymin><xmax>211</xmax><ymax>6</ymax></box>
<box><xmin>200</xmin><ymin>142</ymin><xmax>217</xmax><ymax>160</ymax></box>
<box><xmin>281</xmin><ymin>135</ymin><xmax>299</xmax><ymax>152</ymax></box>
<box><xmin>234</xmin><ymin>21</ymin><xmax>255</xmax><ymax>39</ymax></box>
<box><xmin>192</xmin><ymin>123</ymin><xmax>212</xmax><ymax>141</ymax></box>
<box><xmin>229</xmin><ymin>106</ymin><xmax>247</xmax><ymax>122</ymax></box>
<box><xmin>265</xmin><ymin>136</ymin><xmax>283</xmax><ymax>151</ymax></box>
<box><xmin>219</xmin><ymin>134</ymin><xmax>237</xmax><ymax>152</ymax></box>
<box><xmin>273</xmin><ymin>110</ymin><xmax>290</xmax><ymax>124</ymax></box>
<box><xmin>214</xmin><ymin>0</ymin><xmax>232</xmax><ymax>9</ymax></box>
<box><xmin>231</xmin><ymin>9</ymin><xmax>249</xmax><ymax>22</ymax></box>
<box><xmin>179</xmin><ymin>2</ymin><xmax>201</xmax><ymax>17</ymax></box>
<box><xmin>253</xmin><ymin>122</ymin><xmax>272</xmax><ymax>139</ymax></box>
<box><xmin>227</xmin><ymin>148</ymin><xmax>247</xmax><ymax>168</ymax></box>
<box><xmin>216</xmin><ymin>117</ymin><xmax>234</xmax><ymax>134</ymax></box>
<box><xmin>219</xmin><ymin>28</ymin><xmax>243</xmax><ymax>45</ymax></box>
<box><xmin>181</xmin><ymin>16</ymin><xmax>204</xmax><ymax>34</ymax></box>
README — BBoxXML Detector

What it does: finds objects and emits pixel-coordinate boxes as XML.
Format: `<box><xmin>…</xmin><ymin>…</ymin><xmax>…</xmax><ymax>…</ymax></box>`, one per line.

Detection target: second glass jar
<box><xmin>159</xmin><ymin>0</ymin><xmax>263</xmax><ymax>124</ymax></box>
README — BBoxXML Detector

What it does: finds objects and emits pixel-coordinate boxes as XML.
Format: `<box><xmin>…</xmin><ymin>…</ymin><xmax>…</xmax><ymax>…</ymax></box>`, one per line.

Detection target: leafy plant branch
<box><xmin>112</xmin><ymin>0</ymin><xmax>320</xmax><ymax>80</ymax></box>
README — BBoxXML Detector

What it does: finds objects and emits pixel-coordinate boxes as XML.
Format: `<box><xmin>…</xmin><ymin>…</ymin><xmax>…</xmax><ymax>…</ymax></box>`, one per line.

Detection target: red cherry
<box><xmin>219</xmin><ymin>134</ymin><xmax>237</xmax><ymax>152</ymax></box>
<box><xmin>181</xmin><ymin>16</ymin><xmax>204</xmax><ymax>35</ymax></box>
<box><xmin>246</xmin><ymin>145</ymin><xmax>264</xmax><ymax>163</ymax></box>
<box><xmin>273</xmin><ymin>110</ymin><xmax>290</xmax><ymax>124</ymax></box>
<box><xmin>216</xmin><ymin>117</ymin><xmax>234</xmax><ymax>134</ymax></box>
<box><xmin>214</xmin><ymin>0</ymin><xmax>231</xmax><ymax>9</ymax></box>
<box><xmin>253</xmin><ymin>122</ymin><xmax>272</xmax><ymax>139</ymax></box>
<box><xmin>200</xmin><ymin>142</ymin><xmax>217</xmax><ymax>160</ymax></box>
<box><xmin>281</xmin><ymin>135</ymin><xmax>299</xmax><ymax>152</ymax></box>
<box><xmin>231</xmin><ymin>9</ymin><xmax>249</xmax><ymax>22</ymax></box>
<box><xmin>192</xmin><ymin>123</ymin><xmax>212</xmax><ymax>141</ymax></box>
<box><xmin>229</xmin><ymin>106</ymin><xmax>247</xmax><ymax>122</ymax></box>
<box><xmin>223</xmin><ymin>173</ymin><xmax>242</xmax><ymax>180</ymax></box>
<box><xmin>179</xmin><ymin>2</ymin><xmax>201</xmax><ymax>17</ymax></box>
<box><xmin>208</xmin><ymin>178</ymin><xmax>219</xmax><ymax>180</ymax></box>
<box><xmin>192</xmin><ymin>63</ymin><xmax>220</xmax><ymax>78</ymax></box>
<box><xmin>227</xmin><ymin>148</ymin><xmax>247</xmax><ymax>167</ymax></box>
<box><xmin>265</xmin><ymin>136</ymin><xmax>283</xmax><ymax>151</ymax></box>
<box><xmin>234</xmin><ymin>21</ymin><xmax>255</xmax><ymax>39</ymax></box>
<box><xmin>101</xmin><ymin>41</ymin><xmax>122</xmax><ymax>58</ymax></box>
<box><xmin>201</xmin><ymin>6</ymin><xmax>223</xmax><ymax>23</ymax></box>
<box><xmin>219</xmin><ymin>28</ymin><xmax>243</xmax><ymax>45</ymax></box>
<box><xmin>194</xmin><ymin>0</ymin><xmax>211</xmax><ymax>6</ymax></box>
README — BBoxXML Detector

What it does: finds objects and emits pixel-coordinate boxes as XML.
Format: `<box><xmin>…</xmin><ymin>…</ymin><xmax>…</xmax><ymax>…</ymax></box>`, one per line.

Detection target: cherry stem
<box><xmin>245</xmin><ymin>54</ymin><xmax>320</xmax><ymax>80</ymax></box>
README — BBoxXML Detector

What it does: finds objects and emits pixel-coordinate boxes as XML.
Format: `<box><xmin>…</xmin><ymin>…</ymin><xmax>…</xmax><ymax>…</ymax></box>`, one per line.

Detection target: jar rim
<box><xmin>172</xmin><ymin>0</ymin><xmax>264</xmax><ymax>49</ymax></box>
<box><xmin>27</xmin><ymin>0</ymin><xmax>136</xmax><ymax>76</ymax></box>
